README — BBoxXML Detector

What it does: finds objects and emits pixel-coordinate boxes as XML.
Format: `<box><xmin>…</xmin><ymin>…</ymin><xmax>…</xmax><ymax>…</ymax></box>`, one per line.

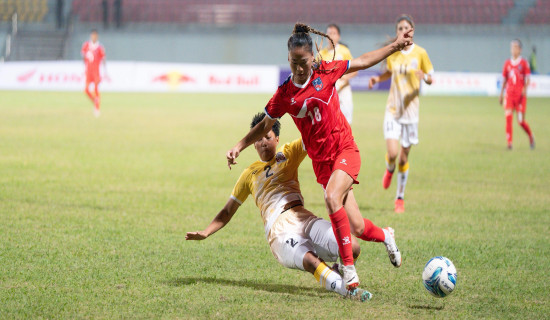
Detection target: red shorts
<box><xmin>312</xmin><ymin>145</ymin><xmax>361</xmax><ymax>189</ymax></box>
<box><xmin>505</xmin><ymin>94</ymin><xmax>526</xmax><ymax>113</ymax></box>
<box><xmin>86</xmin><ymin>70</ymin><xmax>101</xmax><ymax>84</ymax></box>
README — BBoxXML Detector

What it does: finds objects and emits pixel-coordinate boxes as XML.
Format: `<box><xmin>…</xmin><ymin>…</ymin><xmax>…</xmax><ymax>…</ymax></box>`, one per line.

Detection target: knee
<box><xmin>324</xmin><ymin>189</ymin><xmax>343</xmax><ymax>213</ymax></box>
<box><xmin>398</xmin><ymin>155</ymin><xmax>408</xmax><ymax>167</ymax></box>
<box><xmin>387</xmin><ymin>151</ymin><xmax>398</xmax><ymax>162</ymax></box>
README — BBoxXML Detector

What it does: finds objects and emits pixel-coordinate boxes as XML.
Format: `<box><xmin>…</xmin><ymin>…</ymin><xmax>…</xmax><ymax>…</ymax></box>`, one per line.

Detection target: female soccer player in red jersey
<box><xmin>499</xmin><ymin>39</ymin><xmax>535</xmax><ymax>150</ymax></box>
<box><xmin>81</xmin><ymin>29</ymin><xmax>106</xmax><ymax>117</ymax></box>
<box><xmin>226</xmin><ymin>23</ymin><xmax>412</xmax><ymax>289</ymax></box>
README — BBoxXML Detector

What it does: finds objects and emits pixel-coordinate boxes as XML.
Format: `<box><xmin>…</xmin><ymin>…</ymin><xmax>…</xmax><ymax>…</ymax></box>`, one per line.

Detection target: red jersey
<box><xmin>265</xmin><ymin>60</ymin><xmax>354</xmax><ymax>163</ymax></box>
<box><xmin>502</xmin><ymin>57</ymin><xmax>530</xmax><ymax>96</ymax></box>
<box><xmin>81</xmin><ymin>41</ymin><xmax>105</xmax><ymax>74</ymax></box>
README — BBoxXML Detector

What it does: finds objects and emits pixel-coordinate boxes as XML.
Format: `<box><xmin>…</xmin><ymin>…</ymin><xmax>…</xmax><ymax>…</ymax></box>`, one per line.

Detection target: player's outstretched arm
<box><xmin>368</xmin><ymin>70</ymin><xmax>392</xmax><ymax>89</ymax></box>
<box><xmin>347</xmin><ymin>30</ymin><xmax>413</xmax><ymax>74</ymax></box>
<box><xmin>185</xmin><ymin>198</ymin><xmax>241</xmax><ymax>240</ymax></box>
<box><xmin>226</xmin><ymin>115</ymin><xmax>276</xmax><ymax>169</ymax></box>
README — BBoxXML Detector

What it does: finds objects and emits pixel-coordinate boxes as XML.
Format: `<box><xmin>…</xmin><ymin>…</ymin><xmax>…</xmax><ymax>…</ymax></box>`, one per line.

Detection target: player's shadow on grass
<box><xmin>168</xmin><ymin>277</ymin><xmax>329</xmax><ymax>296</ymax></box>
<box><xmin>407</xmin><ymin>304</ymin><xmax>445</xmax><ymax>310</ymax></box>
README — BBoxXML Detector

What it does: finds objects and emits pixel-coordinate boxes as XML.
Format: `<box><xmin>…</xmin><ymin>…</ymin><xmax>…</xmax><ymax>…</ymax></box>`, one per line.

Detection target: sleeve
<box><xmin>385</xmin><ymin>54</ymin><xmax>393</xmax><ymax>72</ymax></box>
<box><xmin>264</xmin><ymin>88</ymin><xmax>287</xmax><ymax>119</ymax></box>
<box><xmin>286</xmin><ymin>138</ymin><xmax>307</xmax><ymax>164</ymax></box>
<box><xmin>321</xmin><ymin>60</ymin><xmax>350</xmax><ymax>83</ymax></box>
<box><xmin>502</xmin><ymin>61</ymin><xmax>508</xmax><ymax>79</ymax></box>
<box><xmin>524</xmin><ymin>59</ymin><xmax>531</xmax><ymax>77</ymax></box>
<box><xmin>421</xmin><ymin>50</ymin><xmax>434</xmax><ymax>75</ymax></box>
<box><xmin>99</xmin><ymin>46</ymin><xmax>105</xmax><ymax>59</ymax></box>
<box><xmin>230</xmin><ymin>169</ymin><xmax>251</xmax><ymax>205</ymax></box>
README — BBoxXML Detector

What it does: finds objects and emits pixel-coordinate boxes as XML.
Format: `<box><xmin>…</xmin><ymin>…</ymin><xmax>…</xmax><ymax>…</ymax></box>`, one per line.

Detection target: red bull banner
<box><xmin>0</xmin><ymin>61</ymin><xmax>279</xmax><ymax>93</ymax></box>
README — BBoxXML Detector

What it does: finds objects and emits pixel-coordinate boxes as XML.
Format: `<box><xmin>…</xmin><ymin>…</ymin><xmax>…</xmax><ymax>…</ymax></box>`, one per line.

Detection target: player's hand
<box><xmin>226</xmin><ymin>147</ymin><xmax>240</xmax><ymax>169</ymax></box>
<box><xmin>185</xmin><ymin>231</ymin><xmax>208</xmax><ymax>240</ymax></box>
<box><xmin>498</xmin><ymin>94</ymin><xmax>503</xmax><ymax>106</ymax></box>
<box><xmin>368</xmin><ymin>76</ymin><xmax>378</xmax><ymax>89</ymax></box>
<box><xmin>395</xmin><ymin>29</ymin><xmax>413</xmax><ymax>51</ymax></box>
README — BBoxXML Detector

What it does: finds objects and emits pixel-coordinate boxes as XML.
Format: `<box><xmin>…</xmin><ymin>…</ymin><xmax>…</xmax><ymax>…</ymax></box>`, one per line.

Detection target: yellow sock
<box><xmin>314</xmin><ymin>262</ymin><xmax>346</xmax><ymax>295</ymax></box>
<box><xmin>396</xmin><ymin>162</ymin><xmax>409</xmax><ymax>199</ymax></box>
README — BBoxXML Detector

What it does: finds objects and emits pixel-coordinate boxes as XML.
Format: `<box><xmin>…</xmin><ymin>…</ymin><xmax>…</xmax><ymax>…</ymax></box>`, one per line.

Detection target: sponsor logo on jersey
<box><xmin>340</xmin><ymin>159</ymin><xmax>347</xmax><ymax>165</ymax></box>
<box><xmin>290</xmin><ymin>97</ymin><xmax>297</xmax><ymax>105</ymax></box>
<box><xmin>275</xmin><ymin>152</ymin><xmax>287</xmax><ymax>163</ymax></box>
<box><xmin>312</xmin><ymin>77</ymin><xmax>323</xmax><ymax>91</ymax></box>
<box><xmin>410</xmin><ymin>58</ymin><xmax>419</xmax><ymax>70</ymax></box>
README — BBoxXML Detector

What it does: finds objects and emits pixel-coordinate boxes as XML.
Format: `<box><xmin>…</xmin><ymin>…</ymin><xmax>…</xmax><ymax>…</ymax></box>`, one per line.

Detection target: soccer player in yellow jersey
<box><xmin>318</xmin><ymin>23</ymin><xmax>357</xmax><ymax>124</ymax></box>
<box><xmin>368</xmin><ymin>15</ymin><xmax>433</xmax><ymax>213</ymax></box>
<box><xmin>187</xmin><ymin>113</ymin><xmax>400</xmax><ymax>301</ymax></box>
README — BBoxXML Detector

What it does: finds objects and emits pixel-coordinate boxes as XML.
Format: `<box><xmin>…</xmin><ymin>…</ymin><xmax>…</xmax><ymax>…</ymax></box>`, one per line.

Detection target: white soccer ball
<box><xmin>422</xmin><ymin>256</ymin><xmax>457</xmax><ymax>298</ymax></box>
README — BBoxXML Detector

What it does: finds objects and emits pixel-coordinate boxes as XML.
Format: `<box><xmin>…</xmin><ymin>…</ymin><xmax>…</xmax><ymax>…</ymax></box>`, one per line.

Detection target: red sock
<box><xmin>505</xmin><ymin>114</ymin><xmax>513</xmax><ymax>145</ymax></box>
<box><xmin>358</xmin><ymin>218</ymin><xmax>385</xmax><ymax>242</ymax></box>
<box><xmin>94</xmin><ymin>85</ymin><xmax>100</xmax><ymax>110</ymax></box>
<box><xmin>519</xmin><ymin>121</ymin><xmax>533</xmax><ymax>139</ymax></box>
<box><xmin>329</xmin><ymin>207</ymin><xmax>354</xmax><ymax>266</ymax></box>
<box><xmin>85</xmin><ymin>88</ymin><xmax>94</xmax><ymax>102</ymax></box>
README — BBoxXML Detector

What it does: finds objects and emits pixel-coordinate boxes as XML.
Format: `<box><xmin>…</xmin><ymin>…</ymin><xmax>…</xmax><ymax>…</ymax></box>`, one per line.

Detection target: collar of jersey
<box><xmin>510</xmin><ymin>56</ymin><xmax>522</xmax><ymax>66</ymax></box>
<box><xmin>291</xmin><ymin>70</ymin><xmax>313</xmax><ymax>89</ymax></box>
<box><xmin>400</xmin><ymin>43</ymin><xmax>415</xmax><ymax>55</ymax></box>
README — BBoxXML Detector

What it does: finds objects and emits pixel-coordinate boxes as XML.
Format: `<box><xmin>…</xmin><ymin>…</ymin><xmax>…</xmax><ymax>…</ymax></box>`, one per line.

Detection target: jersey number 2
<box><xmin>307</xmin><ymin>107</ymin><xmax>322</xmax><ymax>125</ymax></box>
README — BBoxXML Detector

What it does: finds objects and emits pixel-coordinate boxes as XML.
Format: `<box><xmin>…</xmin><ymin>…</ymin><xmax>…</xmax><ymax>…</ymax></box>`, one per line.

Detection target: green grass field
<box><xmin>1</xmin><ymin>91</ymin><xmax>549</xmax><ymax>319</ymax></box>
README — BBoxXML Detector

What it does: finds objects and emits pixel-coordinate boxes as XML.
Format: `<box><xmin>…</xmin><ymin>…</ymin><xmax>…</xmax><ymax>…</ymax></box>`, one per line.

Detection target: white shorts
<box><xmin>268</xmin><ymin>206</ymin><xmax>339</xmax><ymax>271</ymax></box>
<box><xmin>383</xmin><ymin>111</ymin><xmax>419</xmax><ymax>148</ymax></box>
<box><xmin>338</xmin><ymin>85</ymin><xmax>354</xmax><ymax>124</ymax></box>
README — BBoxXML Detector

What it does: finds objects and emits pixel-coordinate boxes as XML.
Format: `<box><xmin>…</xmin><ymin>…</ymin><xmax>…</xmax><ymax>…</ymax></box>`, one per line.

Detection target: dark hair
<box><xmin>512</xmin><ymin>38</ymin><xmax>522</xmax><ymax>48</ymax></box>
<box><xmin>287</xmin><ymin>23</ymin><xmax>336</xmax><ymax>62</ymax></box>
<box><xmin>251</xmin><ymin>112</ymin><xmax>280</xmax><ymax>137</ymax></box>
<box><xmin>91</xmin><ymin>29</ymin><xmax>98</xmax><ymax>34</ymax></box>
<box><xmin>396</xmin><ymin>14</ymin><xmax>415</xmax><ymax>30</ymax></box>
<box><xmin>327</xmin><ymin>23</ymin><xmax>341</xmax><ymax>35</ymax></box>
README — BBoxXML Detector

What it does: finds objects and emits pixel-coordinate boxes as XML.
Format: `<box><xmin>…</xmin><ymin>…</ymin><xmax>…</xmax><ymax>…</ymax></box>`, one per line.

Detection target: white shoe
<box><xmin>342</xmin><ymin>264</ymin><xmax>360</xmax><ymax>289</ymax></box>
<box><xmin>94</xmin><ymin>109</ymin><xmax>101</xmax><ymax>118</ymax></box>
<box><xmin>384</xmin><ymin>227</ymin><xmax>401</xmax><ymax>268</ymax></box>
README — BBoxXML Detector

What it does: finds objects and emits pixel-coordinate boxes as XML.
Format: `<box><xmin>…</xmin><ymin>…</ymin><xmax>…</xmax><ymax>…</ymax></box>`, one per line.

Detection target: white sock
<box><xmin>396</xmin><ymin>168</ymin><xmax>409</xmax><ymax>199</ymax></box>
<box><xmin>382</xmin><ymin>228</ymin><xmax>391</xmax><ymax>245</ymax></box>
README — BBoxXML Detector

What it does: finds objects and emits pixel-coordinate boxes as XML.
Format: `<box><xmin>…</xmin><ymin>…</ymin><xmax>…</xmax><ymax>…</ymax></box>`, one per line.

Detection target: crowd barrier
<box><xmin>1</xmin><ymin>61</ymin><xmax>549</xmax><ymax>97</ymax></box>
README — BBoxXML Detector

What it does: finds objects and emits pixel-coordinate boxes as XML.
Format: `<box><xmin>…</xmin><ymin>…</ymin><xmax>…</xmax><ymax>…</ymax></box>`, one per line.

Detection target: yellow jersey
<box><xmin>318</xmin><ymin>43</ymin><xmax>353</xmax><ymax>62</ymax></box>
<box><xmin>231</xmin><ymin>138</ymin><xmax>307</xmax><ymax>239</ymax></box>
<box><xmin>385</xmin><ymin>43</ymin><xmax>433</xmax><ymax>124</ymax></box>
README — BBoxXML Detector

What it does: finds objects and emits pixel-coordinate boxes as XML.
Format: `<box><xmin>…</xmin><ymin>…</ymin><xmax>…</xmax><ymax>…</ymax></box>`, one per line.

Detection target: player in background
<box><xmin>227</xmin><ymin>23</ymin><xmax>409</xmax><ymax>289</ymax></box>
<box><xmin>187</xmin><ymin>113</ymin><xmax>391</xmax><ymax>302</ymax></box>
<box><xmin>318</xmin><ymin>24</ymin><xmax>357</xmax><ymax>124</ymax></box>
<box><xmin>499</xmin><ymin>39</ymin><xmax>535</xmax><ymax>150</ymax></box>
<box><xmin>81</xmin><ymin>29</ymin><xmax>106</xmax><ymax>117</ymax></box>
<box><xmin>368</xmin><ymin>15</ymin><xmax>433</xmax><ymax>213</ymax></box>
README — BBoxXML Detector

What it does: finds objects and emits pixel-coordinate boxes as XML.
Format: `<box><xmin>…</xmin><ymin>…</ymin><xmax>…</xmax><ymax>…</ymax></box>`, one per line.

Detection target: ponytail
<box><xmin>288</xmin><ymin>23</ymin><xmax>336</xmax><ymax>68</ymax></box>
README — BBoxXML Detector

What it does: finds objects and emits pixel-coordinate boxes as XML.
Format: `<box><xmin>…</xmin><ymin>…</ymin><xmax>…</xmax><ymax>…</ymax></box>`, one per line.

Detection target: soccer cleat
<box><xmin>530</xmin><ymin>137</ymin><xmax>535</xmax><ymax>150</ymax></box>
<box><xmin>507</xmin><ymin>143</ymin><xmax>513</xmax><ymax>150</ymax></box>
<box><xmin>382</xmin><ymin>169</ymin><xmax>394</xmax><ymax>189</ymax></box>
<box><xmin>394</xmin><ymin>198</ymin><xmax>405</xmax><ymax>213</ymax></box>
<box><xmin>345</xmin><ymin>287</ymin><xmax>373</xmax><ymax>302</ymax></box>
<box><xmin>93</xmin><ymin>108</ymin><xmax>101</xmax><ymax>118</ymax></box>
<box><xmin>383</xmin><ymin>227</ymin><xmax>401</xmax><ymax>268</ymax></box>
<box><xmin>342</xmin><ymin>264</ymin><xmax>360</xmax><ymax>289</ymax></box>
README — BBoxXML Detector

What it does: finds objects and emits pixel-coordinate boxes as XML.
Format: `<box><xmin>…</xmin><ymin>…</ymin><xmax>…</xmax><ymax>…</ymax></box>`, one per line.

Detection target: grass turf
<box><xmin>0</xmin><ymin>91</ymin><xmax>549</xmax><ymax>319</ymax></box>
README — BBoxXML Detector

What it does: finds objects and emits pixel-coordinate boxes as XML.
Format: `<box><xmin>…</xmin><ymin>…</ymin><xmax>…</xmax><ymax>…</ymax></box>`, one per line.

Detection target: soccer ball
<box><xmin>422</xmin><ymin>256</ymin><xmax>457</xmax><ymax>298</ymax></box>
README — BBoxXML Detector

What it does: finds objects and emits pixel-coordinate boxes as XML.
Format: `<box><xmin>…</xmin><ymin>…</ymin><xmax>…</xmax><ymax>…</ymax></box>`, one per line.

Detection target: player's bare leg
<box><xmin>383</xmin><ymin>139</ymin><xmax>399</xmax><ymax>189</ymax></box>
<box><xmin>344</xmin><ymin>190</ymin><xmax>401</xmax><ymax>267</ymax></box>
<box><xmin>324</xmin><ymin>170</ymin><xmax>357</xmax><ymax>289</ymax></box>
<box><xmin>517</xmin><ymin>112</ymin><xmax>534</xmax><ymax>149</ymax></box>
<box><xmin>303</xmin><ymin>251</ymin><xmax>371</xmax><ymax>302</ymax></box>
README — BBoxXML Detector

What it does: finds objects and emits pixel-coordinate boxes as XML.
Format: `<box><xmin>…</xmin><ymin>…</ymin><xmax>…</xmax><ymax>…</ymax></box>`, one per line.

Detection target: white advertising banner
<box><xmin>422</xmin><ymin>72</ymin><xmax>550</xmax><ymax>97</ymax></box>
<box><xmin>0</xmin><ymin>61</ymin><xmax>280</xmax><ymax>93</ymax></box>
